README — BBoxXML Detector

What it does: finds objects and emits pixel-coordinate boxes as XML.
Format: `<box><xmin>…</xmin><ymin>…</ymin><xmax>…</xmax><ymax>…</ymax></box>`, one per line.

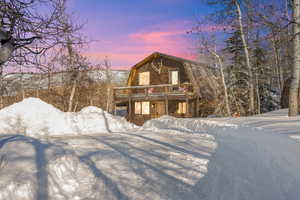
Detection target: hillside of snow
<box><xmin>2</xmin><ymin>69</ymin><xmax>129</xmax><ymax>96</ymax></box>
<box><xmin>0</xmin><ymin>102</ymin><xmax>300</xmax><ymax>199</ymax></box>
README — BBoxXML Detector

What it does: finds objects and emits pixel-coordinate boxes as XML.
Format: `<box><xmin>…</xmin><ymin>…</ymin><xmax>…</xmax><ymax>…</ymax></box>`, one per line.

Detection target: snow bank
<box><xmin>0</xmin><ymin>98</ymin><xmax>135</xmax><ymax>137</ymax></box>
<box><xmin>142</xmin><ymin>115</ymin><xmax>238</xmax><ymax>134</ymax></box>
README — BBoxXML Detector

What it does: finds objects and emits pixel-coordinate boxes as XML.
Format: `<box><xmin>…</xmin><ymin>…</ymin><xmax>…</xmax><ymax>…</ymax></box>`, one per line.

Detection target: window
<box><xmin>142</xmin><ymin>102</ymin><xmax>150</xmax><ymax>114</ymax></box>
<box><xmin>134</xmin><ymin>101</ymin><xmax>150</xmax><ymax>115</ymax></box>
<box><xmin>139</xmin><ymin>72</ymin><xmax>150</xmax><ymax>85</ymax></box>
<box><xmin>135</xmin><ymin>102</ymin><xmax>141</xmax><ymax>114</ymax></box>
<box><xmin>177</xmin><ymin>102</ymin><xmax>187</xmax><ymax>114</ymax></box>
<box><xmin>170</xmin><ymin>71</ymin><xmax>179</xmax><ymax>85</ymax></box>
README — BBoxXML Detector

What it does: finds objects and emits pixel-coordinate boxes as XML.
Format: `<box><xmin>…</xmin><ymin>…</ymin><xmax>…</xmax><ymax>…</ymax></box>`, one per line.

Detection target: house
<box><xmin>113</xmin><ymin>52</ymin><xmax>219</xmax><ymax>125</ymax></box>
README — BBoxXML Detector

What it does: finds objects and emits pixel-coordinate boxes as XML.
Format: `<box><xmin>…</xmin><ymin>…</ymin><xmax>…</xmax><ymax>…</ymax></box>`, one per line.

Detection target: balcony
<box><xmin>113</xmin><ymin>83</ymin><xmax>195</xmax><ymax>103</ymax></box>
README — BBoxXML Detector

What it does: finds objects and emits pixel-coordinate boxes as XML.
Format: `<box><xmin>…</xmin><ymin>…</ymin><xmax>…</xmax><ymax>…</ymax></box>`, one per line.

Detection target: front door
<box><xmin>151</xmin><ymin>101</ymin><xmax>165</xmax><ymax>118</ymax></box>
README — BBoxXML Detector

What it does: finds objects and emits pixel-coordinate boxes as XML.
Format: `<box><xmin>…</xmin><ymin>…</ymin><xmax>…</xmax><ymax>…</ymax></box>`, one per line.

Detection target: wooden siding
<box><xmin>130</xmin><ymin>57</ymin><xmax>190</xmax><ymax>87</ymax></box>
<box><xmin>113</xmin><ymin>52</ymin><xmax>218</xmax><ymax>125</ymax></box>
<box><xmin>129</xmin><ymin>100</ymin><xmax>193</xmax><ymax>126</ymax></box>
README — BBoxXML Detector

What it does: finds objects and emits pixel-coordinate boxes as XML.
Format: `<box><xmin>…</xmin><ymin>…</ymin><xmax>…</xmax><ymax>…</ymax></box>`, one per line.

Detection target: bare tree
<box><xmin>234</xmin><ymin>0</ymin><xmax>255</xmax><ymax>114</ymax></box>
<box><xmin>64</xmin><ymin>39</ymin><xmax>88</xmax><ymax>112</ymax></box>
<box><xmin>104</xmin><ymin>57</ymin><xmax>113</xmax><ymax>113</ymax></box>
<box><xmin>203</xmin><ymin>0</ymin><xmax>256</xmax><ymax>114</ymax></box>
<box><xmin>289</xmin><ymin>0</ymin><xmax>300</xmax><ymax>116</ymax></box>
<box><xmin>196</xmin><ymin>28</ymin><xmax>231</xmax><ymax>116</ymax></box>
<box><xmin>0</xmin><ymin>0</ymin><xmax>77</xmax><ymax>67</ymax></box>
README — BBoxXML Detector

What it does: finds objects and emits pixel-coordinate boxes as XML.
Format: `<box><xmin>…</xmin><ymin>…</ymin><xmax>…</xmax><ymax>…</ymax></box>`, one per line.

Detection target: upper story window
<box><xmin>139</xmin><ymin>71</ymin><xmax>150</xmax><ymax>85</ymax></box>
<box><xmin>170</xmin><ymin>70</ymin><xmax>179</xmax><ymax>85</ymax></box>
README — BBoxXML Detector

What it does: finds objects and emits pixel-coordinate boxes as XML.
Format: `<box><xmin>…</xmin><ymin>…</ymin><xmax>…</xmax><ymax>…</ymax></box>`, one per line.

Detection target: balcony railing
<box><xmin>113</xmin><ymin>83</ymin><xmax>194</xmax><ymax>102</ymax></box>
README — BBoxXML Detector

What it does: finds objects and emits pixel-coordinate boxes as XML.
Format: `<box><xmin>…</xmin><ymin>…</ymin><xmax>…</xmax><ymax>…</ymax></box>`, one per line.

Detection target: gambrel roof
<box><xmin>127</xmin><ymin>52</ymin><xmax>220</xmax><ymax>100</ymax></box>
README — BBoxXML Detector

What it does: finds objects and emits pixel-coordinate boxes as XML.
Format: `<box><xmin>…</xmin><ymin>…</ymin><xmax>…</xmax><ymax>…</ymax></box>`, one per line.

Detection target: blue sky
<box><xmin>68</xmin><ymin>0</ymin><xmax>213</xmax><ymax>68</ymax></box>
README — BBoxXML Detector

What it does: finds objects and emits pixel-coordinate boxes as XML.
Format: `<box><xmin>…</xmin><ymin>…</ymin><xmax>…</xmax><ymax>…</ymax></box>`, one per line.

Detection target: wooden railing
<box><xmin>113</xmin><ymin>83</ymin><xmax>194</xmax><ymax>101</ymax></box>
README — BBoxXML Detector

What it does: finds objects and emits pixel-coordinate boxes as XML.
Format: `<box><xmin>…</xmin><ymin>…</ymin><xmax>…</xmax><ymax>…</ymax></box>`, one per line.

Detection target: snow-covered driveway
<box><xmin>143</xmin><ymin>116</ymin><xmax>300</xmax><ymax>200</ymax></box>
<box><xmin>1</xmin><ymin>117</ymin><xmax>300</xmax><ymax>200</ymax></box>
<box><xmin>196</xmin><ymin>124</ymin><xmax>300</xmax><ymax>200</ymax></box>
<box><xmin>0</xmin><ymin>129</ymin><xmax>216</xmax><ymax>200</ymax></box>
<box><xmin>0</xmin><ymin>99</ymin><xmax>300</xmax><ymax>200</ymax></box>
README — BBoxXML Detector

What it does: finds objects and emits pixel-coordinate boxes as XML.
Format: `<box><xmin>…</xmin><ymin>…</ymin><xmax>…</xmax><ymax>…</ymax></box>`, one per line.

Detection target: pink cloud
<box><xmin>129</xmin><ymin>31</ymin><xmax>183</xmax><ymax>44</ymax></box>
<box><xmin>82</xmin><ymin>20</ymin><xmax>197</xmax><ymax>69</ymax></box>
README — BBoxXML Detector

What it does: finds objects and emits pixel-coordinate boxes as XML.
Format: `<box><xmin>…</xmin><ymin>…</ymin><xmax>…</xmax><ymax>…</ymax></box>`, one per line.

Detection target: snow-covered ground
<box><xmin>0</xmin><ymin>99</ymin><xmax>299</xmax><ymax>200</ymax></box>
<box><xmin>208</xmin><ymin>109</ymin><xmax>300</xmax><ymax>142</ymax></box>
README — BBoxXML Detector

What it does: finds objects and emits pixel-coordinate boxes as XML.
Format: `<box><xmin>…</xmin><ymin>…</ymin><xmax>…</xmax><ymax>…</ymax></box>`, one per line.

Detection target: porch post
<box><xmin>196</xmin><ymin>95</ymin><xmax>200</xmax><ymax>117</ymax></box>
<box><xmin>165</xmin><ymin>86</ymin><xmax>169</xmax><ymax>115</ymax></box>
<box><xmin>185</xmin><ymin>91</ymin><xmax>189</xmax><ymax>117</ymax></box>
<box><xmin>128</xmin><ymin>88</ymin><xmax>132</xmax><ymax>121</ymax></box>
<box><xmin>186</xmin><ymin>98</ymin><xmax>189</xmax><ymax>117</ymax></box>
<box><xmin>112</xmin><ymin>89</ymin><xmax>116</xmax><ymax>115</ymax></box>
<box><xmin>113</xmin><ymin>102</ymin><xmax>117</xmax><ymax>115</ymax></box>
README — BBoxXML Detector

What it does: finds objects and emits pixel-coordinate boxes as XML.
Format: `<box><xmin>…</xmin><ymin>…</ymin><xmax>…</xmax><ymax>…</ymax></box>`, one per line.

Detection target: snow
<box><xmin>0</xmin><ymin>102</ymin><xmax>300</xmax><ymax>199</ymax></box>
<box><xmin>0</xmin><ymin>98</ymin><xmax>135</xmax><ymax>137</ymax></box>
<box><xmin>142</xmin><ymin>115</ymin><xmax>238</xmax><ymax>133</ymax></box>
<box><xmin>0</xmin><ymin>131</ymin><xmax>216</xmax><ymax>200</ymax></box>
<box><xmin>207</xmin><ymin>109</ymin><xmax>300</xmax><ymax>143</ymax></box>
<box><xmin>2</xmin><ymin>70</ymin><xmax>129</xmax><ymax>96</ymax></box>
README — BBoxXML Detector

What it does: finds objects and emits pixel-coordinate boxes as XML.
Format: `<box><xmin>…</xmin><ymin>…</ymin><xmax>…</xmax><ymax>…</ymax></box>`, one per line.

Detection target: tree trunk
<box><xmin>67</xmin><ymin>38</ymin><xmax>76</xmax><ymax>113</ymax></box>
<box><xmin>219</xmin><ymin>58</ymin><xmax>231</xmax><ymax>116</ymax></box>
<box><xmin>68</xmin><ymin>78</ymin><xmax>77</xmax><ymax>112</ymax></box>
<box><xmin>104</xmin><ymin>58</ymin><xmax>113</xmax><ymax>113</ymax></box>
<box><xmin>289</xmin><ymin>0</ymin><xmax>300</xmax><ymax>116</ymax></box>
<box><xmin>19</xmin><ymin>67</ymin><xmax>25</xmax><ymax>100</ymax></box>
<box><xmin>211</xmin><ymin>48</ymin><xmax>231</xmax><ymax>116</ymax></box>
<box><xmin>234</xmin><ymin>0</ymin><xmax>255</xmax><ymax>115</ymax></box>
<box><xmin>106</xmin><ymin>84</ymin><xmax>112</xmax><ymax>112</ymax></box>
<box><xmin>255</xmin><ymin>72</ymin><xmax>261</xmax><ymax>114</ymax></box>
<box><xmin>271</xmin><ymin>38</ymin><xmax>283</xmax><ymax>92</ymax></box>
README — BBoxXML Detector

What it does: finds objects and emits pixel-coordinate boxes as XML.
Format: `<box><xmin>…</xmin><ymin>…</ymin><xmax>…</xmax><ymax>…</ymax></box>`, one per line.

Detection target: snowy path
<box><xmin>194</xmin><ymin>126</ymin><xmax>300</xmax><ymax>200</ymax></box>
<box><xmin>143</xmin><ymin>116</ymin><xmax>300</xmax><ymax>199</ymax></box>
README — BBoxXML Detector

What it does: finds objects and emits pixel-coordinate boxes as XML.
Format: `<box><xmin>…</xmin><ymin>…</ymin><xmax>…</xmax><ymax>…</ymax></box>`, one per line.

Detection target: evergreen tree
<box><xmin>252</xmin><ymin>37</ymin><xmax>279</xmax><ymax>113</ymax></box>
<box><xmin>223</xmin><ymin>29</ymin><xmax>249</xmax><ymax>114</ymax></box>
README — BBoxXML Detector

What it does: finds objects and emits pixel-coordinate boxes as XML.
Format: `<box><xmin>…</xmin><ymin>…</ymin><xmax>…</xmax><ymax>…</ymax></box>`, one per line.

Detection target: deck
<box><xmin>113</xmin><ymin>83</ymin><xmax>196</xmax><ymax>103</ymax></box>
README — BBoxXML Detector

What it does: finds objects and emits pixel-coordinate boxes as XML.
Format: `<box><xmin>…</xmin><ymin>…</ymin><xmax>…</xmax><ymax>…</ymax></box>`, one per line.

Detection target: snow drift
<box><xmin>142</xmin><ymin>115</ymin><xmax>238</xmax><ymax>133</ymax></box>
<box><xmin>0</xmin><ymin>98</ymin><xmax>135</xmax><ymax>137</ymax></box>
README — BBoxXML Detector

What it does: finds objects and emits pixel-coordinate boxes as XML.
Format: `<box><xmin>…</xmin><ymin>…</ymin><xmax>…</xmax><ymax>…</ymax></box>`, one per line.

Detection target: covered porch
<box><xmin>113</xmin><ymin>84</ymin><xmax>200</xmax><ymax>125</ymax></box>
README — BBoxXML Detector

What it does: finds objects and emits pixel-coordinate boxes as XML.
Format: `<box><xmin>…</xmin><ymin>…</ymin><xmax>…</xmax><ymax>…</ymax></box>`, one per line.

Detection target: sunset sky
<box><xmin>68</xmin><ymin>0</ymin><xmax>212</xmax><ymax>69</ymax></box>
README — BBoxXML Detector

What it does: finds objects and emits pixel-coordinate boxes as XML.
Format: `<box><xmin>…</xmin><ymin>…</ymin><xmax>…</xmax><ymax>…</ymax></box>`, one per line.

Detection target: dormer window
<box><xmin>139</xmin><ymin>71</ymin><xmax>150</xmax><ymax>85</ymax></box>
<box><xmin>170</xmin><ymin>70</ymin><xmax>179</xmax><ymax>85</ymax></box>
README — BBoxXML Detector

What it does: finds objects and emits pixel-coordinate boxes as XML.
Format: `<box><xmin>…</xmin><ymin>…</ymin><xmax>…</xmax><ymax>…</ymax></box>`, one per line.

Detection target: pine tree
<box><xmin>223</xmin><ymin>29</ymin><xmax>249</xmax><ymax>114</ymax></box>
<box><xmin>252</xmin><ymin>37</ymin><xmax>279</xmax><ymax>113</ymax></box>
